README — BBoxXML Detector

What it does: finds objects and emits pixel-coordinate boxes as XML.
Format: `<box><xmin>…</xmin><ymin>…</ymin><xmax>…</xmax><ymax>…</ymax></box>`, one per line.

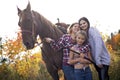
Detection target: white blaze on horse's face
<box><xmin>19</xmin><ymin>16</ymin><xmax>23</xmax><ymax>26</ymax></box>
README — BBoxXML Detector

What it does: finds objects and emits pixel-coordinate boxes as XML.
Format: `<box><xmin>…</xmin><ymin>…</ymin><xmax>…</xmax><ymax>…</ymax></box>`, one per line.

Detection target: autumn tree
<box><xmin>109</xmin><ymin>30</ymin><xmax>120</xmax><ymax>50</ymax></box>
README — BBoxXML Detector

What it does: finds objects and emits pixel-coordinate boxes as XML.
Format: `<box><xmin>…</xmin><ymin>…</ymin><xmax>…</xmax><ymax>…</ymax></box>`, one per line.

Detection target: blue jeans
<box><xmin>62</xmin><ymin>65</ymin><xmax>74</xmax><ymax>80</ymax></box>
<box><xmin>74</xmin><ymin>67</ymin><xmax>92</xmax><ymax>80</ymax></box>
<box><xmin>95</xmin><ymin>65</ymin><xmax>109</xmax><ymax>80</ymax></box>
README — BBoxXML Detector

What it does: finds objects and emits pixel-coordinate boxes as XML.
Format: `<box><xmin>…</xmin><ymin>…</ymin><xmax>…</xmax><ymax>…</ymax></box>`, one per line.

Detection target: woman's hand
<box><xmin>45</xmin><ymin>38</ymin><xmax>53</xmax><ymax>43</ymax></box>
<box><xmin>97</xmin><ymin>64</ymin><xmax>103</xmax><ymax>68</ymax></box>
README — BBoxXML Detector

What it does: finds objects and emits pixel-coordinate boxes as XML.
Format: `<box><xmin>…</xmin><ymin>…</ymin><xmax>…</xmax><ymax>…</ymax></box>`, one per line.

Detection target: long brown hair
<box><xmin>78</xmin><ymin>17</ymin><xmax>90</xmax><ymax>37</ymax></box>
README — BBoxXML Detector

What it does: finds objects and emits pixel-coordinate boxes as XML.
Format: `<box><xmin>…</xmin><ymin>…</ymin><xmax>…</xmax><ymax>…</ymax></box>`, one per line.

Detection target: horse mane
<box><xmin>32</xmin><ymin>10</ymin><xmax>64</xmax><ymax>40</ymax></box>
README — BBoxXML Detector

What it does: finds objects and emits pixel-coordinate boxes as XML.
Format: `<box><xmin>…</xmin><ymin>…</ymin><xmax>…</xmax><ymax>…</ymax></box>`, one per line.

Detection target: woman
<box><xmin>45</xmin><ymin>22</ymin><xmax>80</xmax><ymax>80</ymax></box>
<box><xmin>78</xmin><ymin>17</ymin><xmax>110</xmax><ymax>80</ymax></box>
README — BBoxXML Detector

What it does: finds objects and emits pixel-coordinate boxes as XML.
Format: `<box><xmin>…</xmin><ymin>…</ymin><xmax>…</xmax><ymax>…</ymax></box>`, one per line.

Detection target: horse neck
<box><xmin>33</xmin><ymin>11</ymin><xmax>63</xmax><ymax>41</ymax></box>
<box><xmin>38</xmin><ymin>24</ymin><xmax>63</xmax><ymax>41</ymax></box>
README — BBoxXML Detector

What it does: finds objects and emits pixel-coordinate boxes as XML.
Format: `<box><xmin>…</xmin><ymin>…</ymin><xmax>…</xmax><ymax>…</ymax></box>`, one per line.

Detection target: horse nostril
<box><xmin>24</xmin><ymin>42</ymin><xmax>34</xmax><ymax>49</ymax></box>
<box><xmin>24</xmin><ymin>42</ymin><xmax>30</xmax><ymax>47</ymax></box>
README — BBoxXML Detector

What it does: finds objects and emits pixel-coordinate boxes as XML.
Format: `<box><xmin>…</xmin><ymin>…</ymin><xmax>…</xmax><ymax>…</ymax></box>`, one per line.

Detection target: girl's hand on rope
<box><xmin>77</xmin><ymin>57</ymin><xmax>84</xmax><ymax>63</ymax></box>
<box><xmin>45</xmin><ymin>38</ymin><xmax>53</xmax><ymax>43</ymax></box>
<box><xmin>80</xmin><ymin>53</ymin><xmax>85</xmax><ymax>58</ymax></box>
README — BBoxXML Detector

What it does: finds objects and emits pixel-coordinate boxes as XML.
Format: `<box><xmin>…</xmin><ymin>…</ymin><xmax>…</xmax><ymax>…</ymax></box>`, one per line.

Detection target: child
<box><xmin>68</xmin><ymin>30</ymin><xmax>93</xmax><ymax>80</ymax></box>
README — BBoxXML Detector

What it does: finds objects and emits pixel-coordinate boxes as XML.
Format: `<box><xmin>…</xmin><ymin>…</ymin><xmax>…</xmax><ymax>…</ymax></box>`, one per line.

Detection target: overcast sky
<box><xmin>0</xmin><ymin>0</ymin><xmax>120</xmax><ymax>39</ymax></box>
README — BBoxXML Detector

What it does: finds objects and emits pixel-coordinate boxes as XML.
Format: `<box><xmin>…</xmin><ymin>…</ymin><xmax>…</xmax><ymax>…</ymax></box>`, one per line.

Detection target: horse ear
<box><xmin>26</xmin><ymin>2</ymin><xmax>31</xmax><ymax>12</ymax></box>
<box><xmin>17</xmin><ymin>6</ymin><xmax>21</xmax><ymax>16</ymax></box>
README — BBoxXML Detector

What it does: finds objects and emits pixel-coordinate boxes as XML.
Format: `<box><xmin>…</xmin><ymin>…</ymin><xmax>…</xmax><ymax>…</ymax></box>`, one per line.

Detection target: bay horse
<box><xmin>17</xmin><ymin>2</ymin><xmax>65</xmax><ymax>80</ymax></box>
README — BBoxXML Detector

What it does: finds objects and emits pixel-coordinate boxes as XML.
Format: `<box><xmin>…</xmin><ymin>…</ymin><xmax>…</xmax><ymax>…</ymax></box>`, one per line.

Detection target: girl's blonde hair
<box><xmin>67</xmin><ymin>22</ymin><xmax>79</xmax><ymax>34</ymax></box>
<box><xmin>75</xmin><ymin>30</ymin><xmax>88</xmax><ymax>45</ymax></box>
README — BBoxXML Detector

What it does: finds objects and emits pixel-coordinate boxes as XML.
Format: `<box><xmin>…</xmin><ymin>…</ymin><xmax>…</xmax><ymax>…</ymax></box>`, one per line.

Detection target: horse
<box><xmin>17</xmin><ymin>2</ymin><xmax>66</xmax><ymax>80</ymax></box>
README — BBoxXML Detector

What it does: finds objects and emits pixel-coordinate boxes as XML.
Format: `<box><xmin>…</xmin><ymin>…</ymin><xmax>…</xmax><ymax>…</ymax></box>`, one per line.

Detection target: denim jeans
<box><xmin>74</xmin><ymin>67</ymin><xmax>93</xmax><ymax>80</ymax></box>
<box><xmin>62</xmin><ymin>65</ymin><xmax>74</xmax><ymax>80</ymax></box>
<box><xmin>95</xmin><ymin>65</ymin><xmax>109</xmax><ymax>80</ymax></box>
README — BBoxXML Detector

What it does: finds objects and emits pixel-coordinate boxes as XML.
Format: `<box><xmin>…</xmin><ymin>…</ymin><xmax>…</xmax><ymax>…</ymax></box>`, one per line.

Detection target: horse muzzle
<box><xmin>23</xmin><ymin>41</ymin><xmax>34</xmax><ymax>50</ymax></box>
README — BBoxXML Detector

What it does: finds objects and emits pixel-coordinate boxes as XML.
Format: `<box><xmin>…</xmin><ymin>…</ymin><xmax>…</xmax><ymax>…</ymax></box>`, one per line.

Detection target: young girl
<box><xmin>68</xmin><ymin>30</ymin><xmax>93</xmax><ymax>80</ymax></box>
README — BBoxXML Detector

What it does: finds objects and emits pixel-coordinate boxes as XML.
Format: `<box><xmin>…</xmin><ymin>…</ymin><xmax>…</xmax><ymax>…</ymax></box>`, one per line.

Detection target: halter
<box><xmin>21</xmin><ymin>22</ymin><xmax>35</xmax><ymax>40</ymax></box>
<box><xmin>20</xmin><ymin>12</ymin><xmax>36</xmax><ymax>40</ymax></box>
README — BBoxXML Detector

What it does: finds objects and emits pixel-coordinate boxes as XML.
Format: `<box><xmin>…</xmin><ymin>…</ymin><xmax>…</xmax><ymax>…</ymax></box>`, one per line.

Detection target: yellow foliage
<box><xmin>12</xmin><ymin>52</ymin><xmax>42</xmax><ymax>78</ymax></box>
<box><xmin>2</xmin><ymin>32</ymin><xmax>26</xmax><ymax>59</ymax></box>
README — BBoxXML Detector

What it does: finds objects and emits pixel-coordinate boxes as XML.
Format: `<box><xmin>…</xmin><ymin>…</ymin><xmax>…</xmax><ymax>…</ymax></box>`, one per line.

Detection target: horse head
<box><xmin>17</xmin><ymin>2</ymin><xmax>37</xmax><ymax>49</ymax></box>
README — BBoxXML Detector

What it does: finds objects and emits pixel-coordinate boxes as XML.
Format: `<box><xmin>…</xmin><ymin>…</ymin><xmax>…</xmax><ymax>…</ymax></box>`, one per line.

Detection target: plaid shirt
<box><xmin>50</xmin><ymin>34</ymin><xmax>75</xmax><ymax>65</ymax></box>
<box><xmin>72</xmin><ymin>44</ymin><xmax>90</xmax><ymax>58</ymax></box>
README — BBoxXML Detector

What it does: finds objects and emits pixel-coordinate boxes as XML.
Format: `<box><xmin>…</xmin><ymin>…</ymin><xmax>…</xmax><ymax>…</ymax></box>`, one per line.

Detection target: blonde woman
<box><xmin>45</xmin><ymin>22</ymin><xmax>80</xmax><ymax>80</ymax></box>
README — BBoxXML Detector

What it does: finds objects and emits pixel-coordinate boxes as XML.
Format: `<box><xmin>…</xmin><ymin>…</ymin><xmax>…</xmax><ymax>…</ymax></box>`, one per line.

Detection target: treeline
<box><xmin>107</xmin><ymin>29</ymin><xmax>120</xmax><ymax>51</ymax></box>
